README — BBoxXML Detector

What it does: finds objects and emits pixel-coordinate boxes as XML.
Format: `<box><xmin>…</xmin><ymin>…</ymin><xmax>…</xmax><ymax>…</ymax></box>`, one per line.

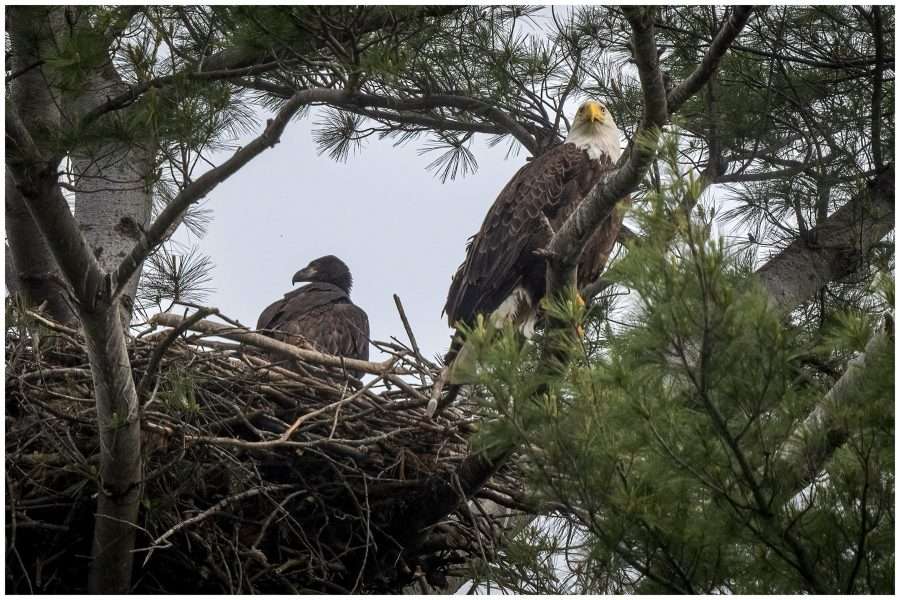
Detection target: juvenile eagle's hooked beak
<box><xmin>292</xmin><ymin>267</ymin><xmax>317</xmax><ymax>285</ymax></box>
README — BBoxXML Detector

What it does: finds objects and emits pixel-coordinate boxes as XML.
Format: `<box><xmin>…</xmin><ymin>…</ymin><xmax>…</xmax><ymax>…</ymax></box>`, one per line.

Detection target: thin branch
<box><xmin>135</xmin><ymin>306</ymin><xmax>219</xmax><ymax>400</ymax></box>
<box><xmin>666</xmin><ymin>6</ymin><xmax>758</xmax><ymax>115</ymax></box>
<box><xmin>113</xmin><ymin>91</ymin><xmax>310</xmax><ymax>297</ymax></box>
<box><xmin>141</xmin><ymin>484</ymin><xmax>294</xmax><ymax>564</ymax></box>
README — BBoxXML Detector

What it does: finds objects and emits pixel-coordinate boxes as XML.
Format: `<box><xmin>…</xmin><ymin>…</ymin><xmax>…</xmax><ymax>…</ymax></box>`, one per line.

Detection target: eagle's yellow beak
<box><xmin>583</xmin><ymin>101</ymin><xmax>604</xmax><ymax>123</ymax></box>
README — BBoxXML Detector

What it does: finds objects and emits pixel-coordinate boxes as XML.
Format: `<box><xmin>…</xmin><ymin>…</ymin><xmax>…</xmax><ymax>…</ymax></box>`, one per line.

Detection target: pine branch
<box><xmin>775</xmin><ymin>326</ymin><xmax>892</xmax><ymax>499</ymax></box>
<box><xmin>243</xmin><ymin>81</ymin><xmax>540</xmax><ymax>154</ymax></box>
<box><xmin>79</xmin><ymin>6</ymin><xmax>465</xmax><ymax>127</ymax></box>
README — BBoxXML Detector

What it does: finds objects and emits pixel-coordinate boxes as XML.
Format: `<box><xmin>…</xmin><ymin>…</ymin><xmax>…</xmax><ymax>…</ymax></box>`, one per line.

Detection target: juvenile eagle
<box><xmin>444</xmin><ymin>99</ymin><xmax>624</xmax><ymax>336</ymax></box>
<box><xmin>257</xmin><ymin>255</ymin><xmax>370</xmax><ymax>377</ymax></box>
<box><xmin>430</xmin><ymin>100</ymin><xmax>625</xmax><ymax>415</ymax></box>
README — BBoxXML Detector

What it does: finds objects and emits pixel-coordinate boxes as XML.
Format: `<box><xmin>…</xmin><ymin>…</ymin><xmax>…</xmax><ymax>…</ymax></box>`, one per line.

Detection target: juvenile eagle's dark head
<box><xmin>292</xmin><ymin>255</ymin><xmax>353</xmax><ymax>294</ymax></box>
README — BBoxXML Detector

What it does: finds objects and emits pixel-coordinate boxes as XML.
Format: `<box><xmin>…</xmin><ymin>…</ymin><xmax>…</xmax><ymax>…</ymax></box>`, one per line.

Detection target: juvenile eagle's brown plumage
<box><xmin>257</xmin><ymin>255</ymin><xmax>369</xmax><ymax>377</ymax></box>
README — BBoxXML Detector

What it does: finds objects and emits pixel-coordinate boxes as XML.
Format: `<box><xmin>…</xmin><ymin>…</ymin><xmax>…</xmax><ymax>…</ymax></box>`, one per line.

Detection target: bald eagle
<box><xmin>256</xmin><ymin>255</ymin><xmax>370</xmax><ymax>377</ymax></box>
<box><xmin>432</xmin><ymin>100</ymin><xmax>625</xmax><ymax>413</ymax></box>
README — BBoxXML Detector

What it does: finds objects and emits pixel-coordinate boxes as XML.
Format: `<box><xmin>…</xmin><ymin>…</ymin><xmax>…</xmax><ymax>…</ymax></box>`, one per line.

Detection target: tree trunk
<box><xmin>79</xmin><ymin>303</ymin><xmax>143</xmax><ymax>593</ymax></box>
<box><xmin>70</xmin><ymin>143</ymin><xmax>155</xmax><ymax>324</ymax></box>
<box><xmin>5</xmin><ymin>7</ymin><xmax>74</xmax><ymax>323</ymax></box>
<box><xmin>68</xmin><ymin>60</ymin><xmax>156</xmax><ymax>326</ymax></box>
<box><xmin>6</xmin><ymin>174</ymin><xmax>74</xmax><ymax>322</ymax></box>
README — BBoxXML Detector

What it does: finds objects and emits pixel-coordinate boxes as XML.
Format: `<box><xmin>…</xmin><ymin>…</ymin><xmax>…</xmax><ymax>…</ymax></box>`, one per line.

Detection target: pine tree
<box><xmin>461</xmin><ymin>141</ymin><xmax>892</xmax><ymax>593</ymax></box>
<box><xmin>5</xmin><ymin>5</ymin><xmax>892</xmax><ymax>593</ymax></box>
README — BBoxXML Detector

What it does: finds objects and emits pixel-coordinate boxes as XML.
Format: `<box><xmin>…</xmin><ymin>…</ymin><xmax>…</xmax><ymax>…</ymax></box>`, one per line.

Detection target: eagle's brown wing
<box><xmin>576</xmin><ymin>196</ymin><xmax>629</xmax><ymax>291</ymax></box>
<box><xmin>443</xmin><ymin>143</ymin><xmax>603</xmax><ymax>327</ymax></box>
<box><xmin>257</xmin><ymin>283</ymin><xmax>370</xmax><ymax>375</ymax></box>
<box><xmin>288</xmin><ymin>302</ymin><xmax>369</xmax><ymax>362</ymax></box>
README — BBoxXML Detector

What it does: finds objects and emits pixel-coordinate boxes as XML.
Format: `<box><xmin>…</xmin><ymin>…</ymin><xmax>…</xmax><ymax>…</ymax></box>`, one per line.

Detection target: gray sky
<box><xmin>176</xmin><ymin>112</ymin><xmax>524</xmax><ymax>363</ymax></box>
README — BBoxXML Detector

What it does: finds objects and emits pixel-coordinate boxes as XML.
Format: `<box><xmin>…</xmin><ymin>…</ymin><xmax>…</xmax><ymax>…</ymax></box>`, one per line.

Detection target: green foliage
<box><xmin>137</xmin><ymin>245</ymin><xmax>214</xmax><ymax>316</ymax></box>
<box><xmin>160</xmin><ymin>366</ymin><xmax>202</xmax><ymax>416</ymax></box>
<box><xmin>463</xmin><ymin>142</ymin><xmax>893</xmax><ymax>593</ymax></box>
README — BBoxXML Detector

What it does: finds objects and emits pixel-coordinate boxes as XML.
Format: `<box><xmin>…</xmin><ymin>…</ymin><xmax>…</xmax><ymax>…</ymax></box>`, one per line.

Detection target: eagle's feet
<box><xmin>539</xmin><ymin>212</ymin><xmax>557</xmax><ymax>237</ymax></box>
<box><xmin>533</xmin><ymin>247</ymin><xmax>561</xmax><ymax>261</ymax></box>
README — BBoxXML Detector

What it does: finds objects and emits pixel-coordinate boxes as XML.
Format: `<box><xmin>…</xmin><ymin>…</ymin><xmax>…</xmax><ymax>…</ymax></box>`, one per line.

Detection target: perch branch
<box><xmin>149</xmin><ymin>312</ymin><xmax>406</xmax><ymax>376</ymax></box>
<box><xmin>545</xmin><ymin>6</ymin><xmax>758</xmax><ymax>286</ymax></box>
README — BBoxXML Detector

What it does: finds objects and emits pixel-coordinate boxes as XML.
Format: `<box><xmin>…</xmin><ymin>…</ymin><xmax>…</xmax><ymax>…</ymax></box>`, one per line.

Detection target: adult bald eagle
<box><xmin>430</xmin><ymin>100</ymin><xmax>625</xmax><ymax>415</ymax></box>
<box><xmin>445</xmin><ymin>99</ymin><xmax>624</xmax><ymax>336</ymax></box>
<box><xmin>257</xmin><ymin>255</ymin><xmax>370</xmax><ymax>377</ymax></box>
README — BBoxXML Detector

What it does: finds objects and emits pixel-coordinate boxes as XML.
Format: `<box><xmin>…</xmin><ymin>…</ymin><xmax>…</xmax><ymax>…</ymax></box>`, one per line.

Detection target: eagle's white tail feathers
<box><xmin>490</xmin><ymin>286</ymin><xmax>537</xmax><ymax>338</ymax></box>
<box><xmin>448</xmin><ymin>287</ymin><xmax>536</xmax><ymax>385</ymax></box>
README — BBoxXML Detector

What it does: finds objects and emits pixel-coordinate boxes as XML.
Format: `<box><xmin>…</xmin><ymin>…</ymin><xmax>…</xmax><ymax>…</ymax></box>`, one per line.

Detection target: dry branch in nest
<box><xmin>5</xmin><ymin>303</ymin><xmax>524</xmax><ymax>593</ymax></box>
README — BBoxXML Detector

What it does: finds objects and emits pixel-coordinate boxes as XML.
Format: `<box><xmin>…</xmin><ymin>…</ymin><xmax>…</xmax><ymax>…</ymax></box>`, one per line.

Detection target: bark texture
<box><xmin>757</xmin><ymin>163</ymin><xmax>894</xmax><ymax>311</ymax></box>
<box><xmin>80</xmin><ymin>307</ymin><xmax>143</xmax><ymax>593</ymax></box>
<box><xmin>5</xmin><ymin>7</ymin><xmax>74</xmax><ymax>323</ymax></box>
<box><xmin>65</xmin><ymin>12</ymin><xmax>156</xmax><ymax>326</ymax></box>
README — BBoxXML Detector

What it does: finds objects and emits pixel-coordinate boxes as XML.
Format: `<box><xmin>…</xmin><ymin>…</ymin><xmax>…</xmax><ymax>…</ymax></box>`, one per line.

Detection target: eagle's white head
<box><xmin>565</xmin><ymin>100</ymin><xmax>622</xmax><ymax>163</ymax></box>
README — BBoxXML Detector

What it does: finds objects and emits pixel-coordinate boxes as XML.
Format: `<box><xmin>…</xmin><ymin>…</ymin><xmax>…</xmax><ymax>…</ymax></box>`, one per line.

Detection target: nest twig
<box><xmin>5</xmin><ymin>304</ymin><xmax>523</xmax><ymax>593</ymax></box>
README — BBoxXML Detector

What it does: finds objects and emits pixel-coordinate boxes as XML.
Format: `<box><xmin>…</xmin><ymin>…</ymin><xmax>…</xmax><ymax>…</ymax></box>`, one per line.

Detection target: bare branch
<box><xmin>149</xmin><ymin>312</ymin><xmax>404</xmax><ymax>377</ymax></box>
<box><xmin>135</xmin><ymin>306</ymin><xmax>219</xmax><ymax>400</ymax></box>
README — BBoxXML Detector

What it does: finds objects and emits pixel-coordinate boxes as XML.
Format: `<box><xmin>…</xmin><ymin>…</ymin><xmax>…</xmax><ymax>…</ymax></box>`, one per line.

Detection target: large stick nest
<box><xmin>5</xmin><ymin>304</ymin><xmax>523</xmax><ymax>593</ymax></box>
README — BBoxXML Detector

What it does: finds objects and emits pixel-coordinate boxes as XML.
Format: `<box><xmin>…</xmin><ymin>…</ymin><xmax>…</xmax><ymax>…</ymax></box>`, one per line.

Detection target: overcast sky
<box><xmin>174</xmin><ymin>112</ymin><xmax>525</xmax><ymax>363</ymax></box>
